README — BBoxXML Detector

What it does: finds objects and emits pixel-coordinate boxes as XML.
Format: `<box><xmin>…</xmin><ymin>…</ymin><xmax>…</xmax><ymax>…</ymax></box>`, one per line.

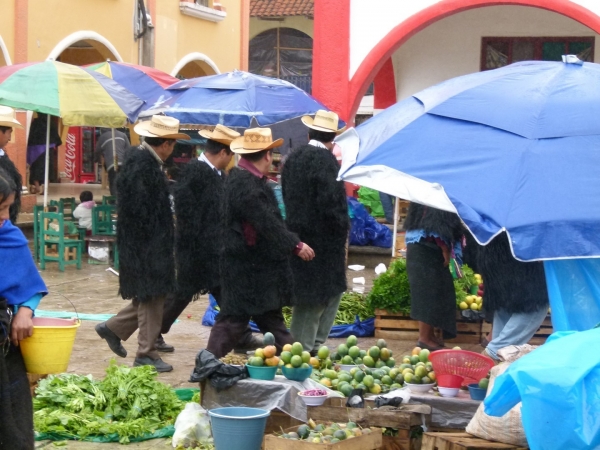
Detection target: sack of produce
<box><xmin>172</xmin><ymin>403</ymin><xmax>212</xmax><ymax>448</ymax></box>
<box><xmin>465</xmin><ymin>345</ymin><xmax>535</xmax><ymax>447</ymax></box>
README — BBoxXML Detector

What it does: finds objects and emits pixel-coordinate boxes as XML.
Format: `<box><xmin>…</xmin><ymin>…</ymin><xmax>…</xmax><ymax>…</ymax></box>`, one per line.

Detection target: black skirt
<box><xmin>406</xmin><ymin>242</ymin><xmax>457</xmax><ymax>339</ymax></box>
<box><xmin>0</xmin><ymin>345</ymin><xmax>34</xmax><ymax>450</ymax></box>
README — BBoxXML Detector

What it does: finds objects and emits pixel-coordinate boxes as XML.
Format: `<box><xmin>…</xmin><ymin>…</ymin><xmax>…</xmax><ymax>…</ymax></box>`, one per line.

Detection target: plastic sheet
<box><xmin>357</xmin><ymin>186</ymin><xmax>385</xmax><ymax>217</ymax></box>
<box><xmin>348</xmin><ymin>197</ymin><xmax>392</xmax><ymax>248</ymax></box>
<box><xmin>408</xmin><ymin>391</ymin><xmax>481</xmax><ymax>429</ymax></box>
<box><xmin>544</xmin><ymin>259</ymin><xmax>600</xmax><ymax>332</ymax></box>
<box><xmin>201</xmin><ymin>376</ymin><xmax>342</xmax><ymax>423</ymax></box>
<box><xmin>484</xmin><ymin>328</ymin><xmax>600</xmax><ymax>450</ymax></box>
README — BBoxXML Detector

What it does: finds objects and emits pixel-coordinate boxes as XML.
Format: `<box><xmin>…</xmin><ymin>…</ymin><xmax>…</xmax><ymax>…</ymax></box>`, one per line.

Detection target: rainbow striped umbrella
<box><xmin>0</xmin><ymin>61</ymin><xmax>144</xmax><ymax>206</ymax></box>
<box><xmin>86</xmin><ymin>61</ymin><xmax>177</xmax><ymax>111</ymax></box>
<box><xmin>0</xmin><ymin>61</ymin><xmax>144</xmax><ymax>127</ymax></box>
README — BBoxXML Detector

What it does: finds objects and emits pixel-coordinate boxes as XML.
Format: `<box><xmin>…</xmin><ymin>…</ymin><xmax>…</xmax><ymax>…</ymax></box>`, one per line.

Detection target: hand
<box><xmin>10</xmin><ymin>307</ymin><xmax>33</xmax><ymax>346</ymax></box>
<box><xmin>442</xmin><ymin>246</ymin><xmax>451</xmax><ymax>267</ymax></box>
<box><xmin>297</xmin><ymin>243</ymin><xmax>315</xmax><ymax>261</ymax></box>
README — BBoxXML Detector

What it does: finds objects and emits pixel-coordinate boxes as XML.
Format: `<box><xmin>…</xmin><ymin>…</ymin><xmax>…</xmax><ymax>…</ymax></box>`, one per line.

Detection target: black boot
<box><xmin>155</xmin><ymin>334</ymin><xmax>174</xmax><ymax>352</ymax></box>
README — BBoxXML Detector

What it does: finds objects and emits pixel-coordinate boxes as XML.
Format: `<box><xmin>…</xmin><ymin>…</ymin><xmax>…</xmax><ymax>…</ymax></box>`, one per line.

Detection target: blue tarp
<box><xmin>201</xmin><ymin>295</ymin><xmax>375</xmax><ymax>338</ymax></box>
<box><xmin>544</xmin><ymin>259</ymin><xmax>600</xmax><ymax>332</ymax></box>
<box><xmin>484</xmin><ymin>329</ymin><xmax>600</xmax><ymax>450</ymax></box>
<box><xmin>348</xmin><ymin>197</ymin><xmax>392</xmax><ymax>248</ymax></box>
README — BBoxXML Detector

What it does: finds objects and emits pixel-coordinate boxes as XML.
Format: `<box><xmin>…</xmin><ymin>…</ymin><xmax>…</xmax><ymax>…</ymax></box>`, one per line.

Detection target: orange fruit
<box><xmin>263</xmin><ymin>345</ymin><xmax>277</xmax><ymax>358</ymax></box>
<box><xmin>411</xmin><ymin>347</ymin><xmax>422</xmax><ymax>356</ymax></box>
<box><xmin>265</xmin><ymin>356</ymin><xmax>280</xmax><ymax>367</ymax></box>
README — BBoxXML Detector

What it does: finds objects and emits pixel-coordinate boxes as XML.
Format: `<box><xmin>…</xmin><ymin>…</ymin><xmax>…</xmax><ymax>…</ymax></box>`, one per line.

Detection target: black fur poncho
<box><xmin>403</xmin><ymin>202</ymin><xmax>464</xmax><ymax>242</ymax></box>
<box><xmin>477</xmin><ymin>232</ymin><xmax>549</xmax><ymax>314</ymax></box>
<box><xmin>116</xmin><ymin>146</ymin><xmax>175</xmax><ymax>300</ymax></box>
<box><xmin>220</xmin><ymin>167</ymin><xmax>299</xmax><ymax>317</ymax></box>
<box><xmin>0</xmin><ymin>155</ymin><xmax>22</xmax><ymax>223</ymax></box>
<box><xmin>282</xmin><ymin>145</ymin><xmax>349</xmax><ymax>306</ymax></box>
<box><xmin>173</xmin><ymin>160</ymin><xmax>223</xmax><ymax>299</ymax></box>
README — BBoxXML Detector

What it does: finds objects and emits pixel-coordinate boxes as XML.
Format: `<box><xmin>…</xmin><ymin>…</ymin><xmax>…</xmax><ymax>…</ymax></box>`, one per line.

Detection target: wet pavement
<box><xmin>32</xmin><ymin>245</ymin><xmax>479</xmax><ymax>448</ymax></box>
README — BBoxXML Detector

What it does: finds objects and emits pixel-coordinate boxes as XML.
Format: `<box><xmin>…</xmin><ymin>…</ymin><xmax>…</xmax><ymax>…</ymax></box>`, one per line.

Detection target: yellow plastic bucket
<box><xmin>19</xmin><ymin>317</ymin><xmax>81</xmax><ymax>374</ymax></box>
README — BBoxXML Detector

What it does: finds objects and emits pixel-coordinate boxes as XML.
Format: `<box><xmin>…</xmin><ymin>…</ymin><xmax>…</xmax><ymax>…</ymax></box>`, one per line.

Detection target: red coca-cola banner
<box><xmin>65</xmin><ymin>128</ymin><xmax>78</xmax><ymax>182</ymax></box>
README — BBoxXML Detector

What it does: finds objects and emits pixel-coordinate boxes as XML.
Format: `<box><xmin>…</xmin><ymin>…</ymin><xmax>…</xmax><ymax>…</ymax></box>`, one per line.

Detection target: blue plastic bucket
<box><xmin>208</xmin><ymin>407</ymin><xmax>270</xmax><ymax>450</ymax></box>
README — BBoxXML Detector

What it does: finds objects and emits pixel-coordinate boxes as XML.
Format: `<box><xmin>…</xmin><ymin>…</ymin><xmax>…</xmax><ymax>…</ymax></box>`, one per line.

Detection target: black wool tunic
<box><xmin>173</xmin><ymin>159</ymin><xmax>224</xmax><ymax>299</ymax></box>
<box><xmin>282</xmin><ymin>145</ymin><xmax>349</xmax><ymax>306</ymax></box>
<box><xmin>220</xmin><ymin>167</ymin><xmax>299</xmax><ymax>317</ymax></box>
<box><xmin>116</xmin><ymin>146</ymin><xmax>175</xmax><ymax>300</ymax></box>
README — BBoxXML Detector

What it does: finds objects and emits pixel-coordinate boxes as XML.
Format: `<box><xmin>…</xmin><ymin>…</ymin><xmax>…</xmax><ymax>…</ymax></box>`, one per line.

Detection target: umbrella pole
<box><xmin>392</xmin><ymin>197</ymin><xmax>400</xmax><ymax>257</ymax></box>
<box><xmin>111</xmin><ymin>128</ymin><xmax>118</xmax><ymax>173</ymax></box>
<box><xmin>43</xmin><ymin>114</ymin><xmax>50</xmax><ymax>208</ymax></box>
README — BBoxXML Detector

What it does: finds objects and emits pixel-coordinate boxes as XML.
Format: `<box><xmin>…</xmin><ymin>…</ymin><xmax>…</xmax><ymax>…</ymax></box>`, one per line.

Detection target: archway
<box><xmin>0</xmin><ymin>35</ymin><xmax>12</xmax><ymax>66</ymax></box>
<box><xmin>348</xmin><ymin>0</ymin><xmax>600</xmax><ymax>119</ymax></box>
<box><xmin>47</xmin><ymin>31</ymin><xmax>122</xmax><ymax>64</ymax></box>
<box><xmin>171</xmin><ymin>53</ymin><xmax>220</xmax><ymax>79</ymax></box>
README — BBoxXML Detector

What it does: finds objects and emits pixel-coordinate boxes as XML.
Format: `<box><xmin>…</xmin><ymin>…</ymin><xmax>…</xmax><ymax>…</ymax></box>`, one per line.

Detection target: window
<box><xmin>249</xmin><ymin>28</ymin><xmax>313</xmax><ymax>92</ymax></box>
<box><xmin>481</xmin><ymin>37</ymin><xmax>594</xmax><ymax>70</ymax></box>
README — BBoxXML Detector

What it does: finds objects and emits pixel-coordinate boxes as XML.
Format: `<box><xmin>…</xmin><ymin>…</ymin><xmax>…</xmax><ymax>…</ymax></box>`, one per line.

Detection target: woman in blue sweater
<box><xmin>0</xmin><ymin>166</ymin><xmax>47</xmax><ymax>449</ymax></box>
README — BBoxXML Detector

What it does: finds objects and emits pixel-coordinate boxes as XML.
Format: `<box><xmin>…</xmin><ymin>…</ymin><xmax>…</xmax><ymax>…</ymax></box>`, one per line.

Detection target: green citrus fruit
<box><xmin>363</xmin><ymin>375</ymin><xmax>374</xmax><ymax>388</ymax></box>
<box><xmin>301</xmin><ymin>351</ymin><xmax>311</xmax><ymax>364</ymax></box>
<box><xmin>290</xmin><ymin>355</ymin><xmax>303</xmax><ymax>368</ymax></box>
<box><xmin>337</xmin><ymin>344</ymin><xmax>349</xmax><ymax>357</ymax></box>
<box><xmin>376</xmin><ymin>339</ymin><xmax>387</xmax><ymax>349</ymax></box>
<box><xmin>346</xmin><ymin>335</ymin><xmax>358</xmax><ymax>347</ymax></box>
<box><xmin>291</xmin><ymin>342</ymin><xmax>304</xmax><ymax>356</ymax></box>
<box><xmin>348</xmin><ymin>346</ymin><xmax>360</xmax><ymax>359</ymax></box>
<box><xmin>280</xmin><ymin>351</ymin><xmax>292</xmax><ymax>364</ymax></box>
<box><xmin>368</xmin><ymin>346</ymin><xmax>381</xmax><ymax>360</ymax></box>
<box><xmin>317</xmin><ymin>346</ymin><xmax>330</xmax><ymax>360</ymax></box>
<box><xmin>363</xmin><ymin>356</ymin><xmax>375</xmax><ymax>367</ymax></box>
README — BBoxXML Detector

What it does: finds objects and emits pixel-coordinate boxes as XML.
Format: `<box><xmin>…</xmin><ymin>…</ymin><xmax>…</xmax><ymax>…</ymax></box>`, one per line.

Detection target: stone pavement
<box><xmin>32</xmin><ymin>252</ymin><xmax>480</xmax><ymax>449</ymax></box>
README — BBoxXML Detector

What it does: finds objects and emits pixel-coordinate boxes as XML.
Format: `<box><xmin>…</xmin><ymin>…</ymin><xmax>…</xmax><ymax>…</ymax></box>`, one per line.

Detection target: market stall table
<box><xmin>404</xmin><ymin>389</ymin><xmax>481</xmax><ymax>430</ymax></box>
<box><xmin>201</xmin><ymin>375</ymin><xmax>343</xmax><ymax>434</ymax></box>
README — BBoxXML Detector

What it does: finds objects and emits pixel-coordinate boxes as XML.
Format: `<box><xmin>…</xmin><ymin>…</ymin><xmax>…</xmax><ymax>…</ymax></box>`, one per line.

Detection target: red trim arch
<box><xmin>314</xmin><ymin>0</ymin><xmax>600</xmax><ymax>123</ymax></box>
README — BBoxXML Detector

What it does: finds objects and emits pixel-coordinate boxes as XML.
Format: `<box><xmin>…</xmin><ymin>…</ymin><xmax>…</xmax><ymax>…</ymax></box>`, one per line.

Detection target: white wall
<box><xmin>391</xmin><ymin>5</ymin><xmax>600</xmax><ymax>100</ymax></box>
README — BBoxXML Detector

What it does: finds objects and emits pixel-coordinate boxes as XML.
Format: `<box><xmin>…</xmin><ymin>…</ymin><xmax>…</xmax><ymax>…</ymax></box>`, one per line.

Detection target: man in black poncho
<box><xmin>206</xmin><ymin>127</ymin><xmax>315</xmax><ymax>358</ymax></box>
<box><xmin>158</xmin><ymin>125</ymin><xmax>262</xmax><ymax>352</ymax></box>
<box><xmin>281</xmin><ymin>110</ymin><xmax>350</xmax><ymax>354</ymax></box>
<box><xmin>0</xmin><ymin>106</ymin><xmax>23</xmax><ymax>224</ymax></box>
<box><xmin>477</xmin><ymin>231</ymin><xmax>549</xmax><ymax>362</ymax></box>
<box><xmin>95</xmin><ymin>116</ymin><xmax>190</xmax><ymax>373</ymax></box>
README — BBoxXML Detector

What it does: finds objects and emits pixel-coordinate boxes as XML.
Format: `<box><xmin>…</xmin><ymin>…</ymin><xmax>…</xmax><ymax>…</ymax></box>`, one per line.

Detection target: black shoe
<box><xmin>95</xmin><ymin>322</ymin><xmax>127</xmax><ymax>358</ymax></box>
<box><xmin>155</xmin><ymin>334</ymin><xmax>174</xmax><ymax>353</ymax></box>
<box><xmin>234</xmin><ymin>335</ymin><xmax>264</xmax><ymax>354</ymax></box>
<box><xmin>134</xmin><ymin>356</ymin><xmax>173</xmax><ymax>372</ymax></box>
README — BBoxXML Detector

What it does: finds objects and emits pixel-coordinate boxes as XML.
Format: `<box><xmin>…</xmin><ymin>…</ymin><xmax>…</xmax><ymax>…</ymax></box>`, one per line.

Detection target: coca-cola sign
<box><xmin>65</xmin><ymin>129</ymin><xmax>77</xmax><ymax>182</ymax></box>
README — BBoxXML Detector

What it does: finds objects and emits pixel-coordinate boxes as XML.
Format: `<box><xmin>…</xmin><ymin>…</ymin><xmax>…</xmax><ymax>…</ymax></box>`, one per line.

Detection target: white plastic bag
<box><xmin>172</xmin><ymin>402</ymin><xmax>212</xmax><ymax>448</ymax></box>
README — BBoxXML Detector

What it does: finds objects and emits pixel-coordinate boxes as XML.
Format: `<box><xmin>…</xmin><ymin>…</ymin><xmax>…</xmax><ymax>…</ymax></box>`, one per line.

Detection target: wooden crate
<box><xmin>307</xmin><ymin>397</ymin><xmax>429</xmax><ymax>430</ymax></box>
<box><xmin>481</xmin><ymin>316</ymin><xmax>552</xmax><ymax>345</ymax></box>
<box><xmin>422</xmin><ymin>432</ymin><xmax>528</xmax><ymax>450</ymax></box>
<box><xmin>381</xmin><ymin>432</ymin><xmax>422</xmax><ymax>450</ymax></box>
<box><xmin>375</xmin><ymin>310</ymin><xmax>484</xmax><ymax>344</ymax></box>
<box><xmin>265</xmin><ymin>409</ymin><xmax>305</xmax><ymax>435</ymax></box>
<box><xmin>264</xmin><ymin>426</ymin><xmax>383</xmax><ymax>449</ymax></box>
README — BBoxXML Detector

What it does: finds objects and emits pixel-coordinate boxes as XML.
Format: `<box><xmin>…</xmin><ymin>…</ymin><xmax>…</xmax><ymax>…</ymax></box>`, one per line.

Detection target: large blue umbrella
<box><xmin>337</xmin><ymin>58</ymin><xmax>600</xmax><ymax>261</ymax></box>
<box><xmin>145</xmin><ymin>70</ymin><xmax>337</xmax><ymax>127</ymax></box>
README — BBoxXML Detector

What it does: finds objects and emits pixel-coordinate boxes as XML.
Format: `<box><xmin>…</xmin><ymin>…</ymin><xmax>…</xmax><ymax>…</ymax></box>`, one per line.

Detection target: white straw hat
<box><xmin>134</xmin><ymin>115</ymin><xmax>190</xmax><ymax>140</ymax></box>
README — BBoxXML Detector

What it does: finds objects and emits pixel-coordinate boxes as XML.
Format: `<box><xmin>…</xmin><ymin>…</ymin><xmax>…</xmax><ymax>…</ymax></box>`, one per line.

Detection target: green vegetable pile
<box><xmin>282</xmin><ymin>292</ymin><xmax>373</xmax><ymax>327</ymax></box>
<box><xmin>34</xmin><ymin>361</ymin><xmax>184</xmax><ymax>444</ymax></box>
<box><xmin>453</xmin><ymin>264</ymin><xmax>478</xmax><ymax>306</ymax></box>
<box><xmin>365</xmin><ymin>258</ymin><xmax>411</xmax><ymax>314</ymax></box>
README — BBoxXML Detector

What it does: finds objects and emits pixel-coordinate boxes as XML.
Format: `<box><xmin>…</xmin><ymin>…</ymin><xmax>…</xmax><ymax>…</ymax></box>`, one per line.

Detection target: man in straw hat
<box><xmin>158</xmin><ymin>124</ymin><xmax>263</xmax><ymax>353</ymax></box>
<box><xmin>206</xmin><ymin>127</ymin><xmax>315</xmax><ymax>358</ymax></box>
<box><xmin>96</xmin><ymin>115</ymin><xmax>190</xmax><ymax>372</ymax></box>
<box><xmin>281</xmin><ymin>110</ymin><xmax>350</xmax><ymax>354</ymax></box>
<box><xmin>0</xmin><ymin>106</ymin><xmax>24</xmax><ymax>224</ymax></box>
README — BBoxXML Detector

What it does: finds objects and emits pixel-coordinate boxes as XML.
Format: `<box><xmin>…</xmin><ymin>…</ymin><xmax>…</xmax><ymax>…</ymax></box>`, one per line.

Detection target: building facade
<box><xmin>0</xmin><ymin>0</ymin><xmax>249</xmax><ymax>191</ymax></box>
<box><xmin>312</xmin><ymin>0</ymin><xmax>600</xmax><ymax>123</ymax></box>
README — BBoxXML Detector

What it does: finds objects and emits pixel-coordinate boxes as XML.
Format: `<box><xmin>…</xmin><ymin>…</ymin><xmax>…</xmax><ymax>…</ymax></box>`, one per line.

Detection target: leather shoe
<box><xmin>134</xmin><ymin>356</ymin><xmax>173</xmax><ymax>372</ymax></box>
<box><xmin>155</xmin><ymin>334</ymin><xmax>174</xmax><ymax>352</ymax></box>
<box><xmin>95</xmin><ymin>322</ymin><xmax>127</xmax><ymax>358</ymax></box>
<box><xmin>234</xmin><ymin>335</ymin><xmax>264</xmax><ymax>354</ymax></box>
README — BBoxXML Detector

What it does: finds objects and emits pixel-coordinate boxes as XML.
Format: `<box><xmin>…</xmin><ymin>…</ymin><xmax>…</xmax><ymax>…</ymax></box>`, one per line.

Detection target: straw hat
<box><xmin>301</xmin><ymin>110</ymin><xmax>345</xmax><ymax>134</ymax></box>
<box><xmin>0</xmin><ymin>106</ymin><xmax>23</xmax><ymax>129</ymax></box>
<box><xmin>199</xmin><ymin>124</ymin><xmax>240</xmax><ymax>145</ymax></box>
<box><xmin>230</xmin><ymin>128</ymin><xmax>283</xmax><ymax>154</ymax></box>
<box><xmin>134</xmin><ymin>115</ymin><xmax>190</xmax><ymax>140</ymax></box>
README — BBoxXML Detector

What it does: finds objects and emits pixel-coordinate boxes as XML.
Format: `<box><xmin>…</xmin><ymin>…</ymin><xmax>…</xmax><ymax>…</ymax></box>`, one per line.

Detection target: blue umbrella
<box><xmin>337</xmin><ymin>58</ymin><xmax>600</xmax><ymax>261</ymax></box>
<box><xmin>146</xmin><ymin>70</ymin><xmax>337</xmax><ymax>127</ymax></box>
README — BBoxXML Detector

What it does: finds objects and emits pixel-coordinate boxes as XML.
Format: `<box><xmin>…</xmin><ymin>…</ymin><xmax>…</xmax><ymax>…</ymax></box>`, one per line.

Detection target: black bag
<box><xmin>189</xmin><ymin>349</ymin><xmax>248</xmax><ymax>391</ymax></box>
